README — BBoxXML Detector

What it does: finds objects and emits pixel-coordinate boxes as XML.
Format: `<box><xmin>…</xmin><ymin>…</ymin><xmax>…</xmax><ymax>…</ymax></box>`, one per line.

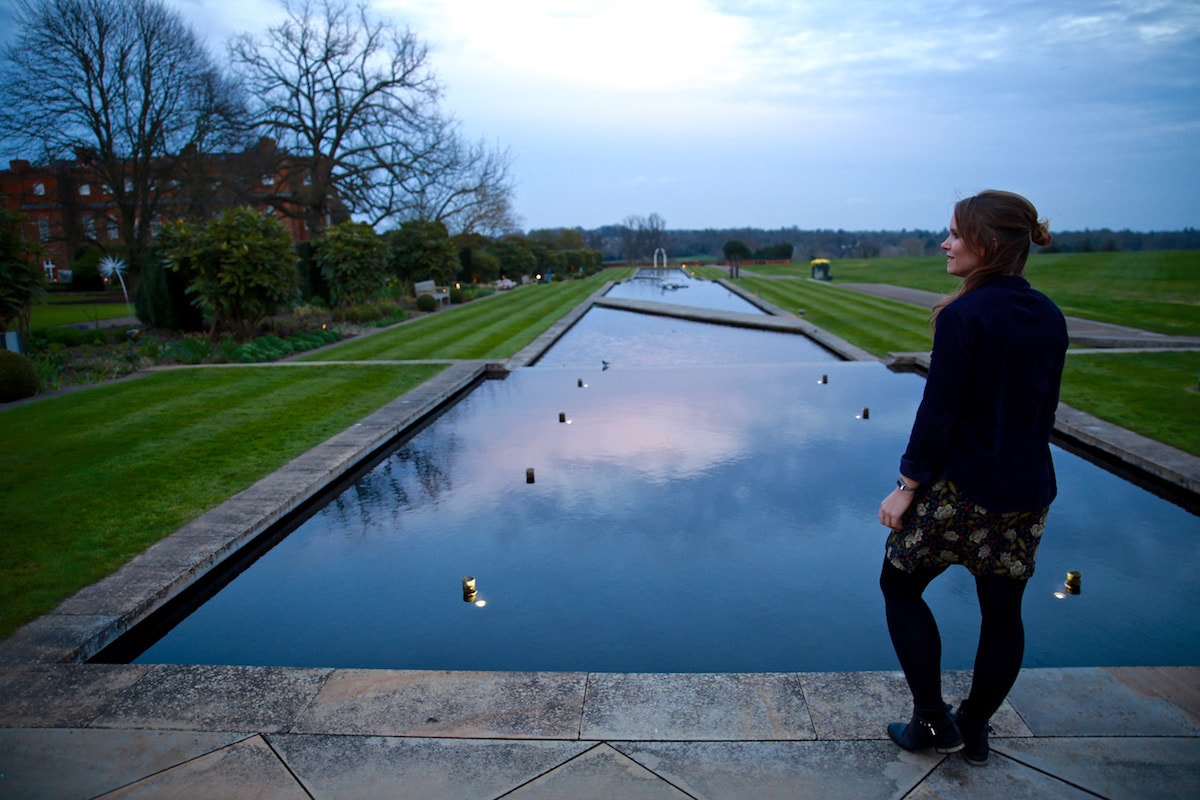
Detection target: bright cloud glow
<box><xmin>127</xmin><ymin>0</ymin><xmax>1200</xmax><ymax>231</ymax></box>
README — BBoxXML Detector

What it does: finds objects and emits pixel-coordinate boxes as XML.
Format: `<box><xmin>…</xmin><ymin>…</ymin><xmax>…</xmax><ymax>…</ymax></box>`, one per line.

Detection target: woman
<box><xmin>878</xmin><ymin>190</ymin><xmax>1067</xmax><ymax>765</ymax></box>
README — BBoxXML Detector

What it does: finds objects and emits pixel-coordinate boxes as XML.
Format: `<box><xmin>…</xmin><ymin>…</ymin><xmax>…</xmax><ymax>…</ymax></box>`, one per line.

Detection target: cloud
<box><xmin>90</xmin><ymin>0</ymin><xmax>1200</xmax><ymax>229</ymax></box>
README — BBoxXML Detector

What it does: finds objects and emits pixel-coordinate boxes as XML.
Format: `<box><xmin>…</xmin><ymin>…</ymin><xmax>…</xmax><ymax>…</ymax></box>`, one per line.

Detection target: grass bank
<box><xmin>0</xmin><ymin>363</ymin><xmax>444</xmax><ymax>638</ymax></box>
<box><xmin>775</xmin><ymin>250</ymin><xmax>1200</xmax><ymax>337</ymax></box>
<box><xmin>30</xmin><ymin>301</ymin><xmax>133</xmax><ymax>329</ymax></box>
<box><xmin>300</xmin><ymin>269</ymin><xmax>628</xmax><ymax>361</ymax></box>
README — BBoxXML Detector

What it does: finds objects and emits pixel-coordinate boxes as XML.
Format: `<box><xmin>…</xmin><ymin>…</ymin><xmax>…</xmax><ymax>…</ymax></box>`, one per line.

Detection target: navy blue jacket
<box><xmin>900</xmin><ymin>275</ymin><xmax>1068</xmax><ymax>513</ymax></box>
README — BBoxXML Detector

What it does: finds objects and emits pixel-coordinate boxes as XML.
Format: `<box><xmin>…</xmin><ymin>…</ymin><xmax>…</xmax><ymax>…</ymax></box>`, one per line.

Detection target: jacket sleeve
<box><xmin>899</xmin><ymin>305</ymin><xmax>977</xmax><ymax>483</ymax></box>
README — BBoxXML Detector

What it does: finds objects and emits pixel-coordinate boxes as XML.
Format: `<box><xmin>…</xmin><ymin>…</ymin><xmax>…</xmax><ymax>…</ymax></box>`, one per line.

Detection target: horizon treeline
<box><xmin>568</xmin><ymin>225</ymin><xmax>1200</xmax><ymax>262</ymax></box>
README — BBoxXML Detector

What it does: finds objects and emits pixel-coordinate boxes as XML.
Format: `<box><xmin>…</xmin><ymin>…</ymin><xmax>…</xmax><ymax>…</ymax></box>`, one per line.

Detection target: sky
<box><xmin>9</xmin><ymin>0</ymin><xmax>1200</xmax><ymax>232</ymax></box>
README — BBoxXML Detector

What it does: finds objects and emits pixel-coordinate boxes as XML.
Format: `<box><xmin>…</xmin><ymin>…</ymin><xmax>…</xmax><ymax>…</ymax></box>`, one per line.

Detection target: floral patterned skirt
<box><xmin>885</xmin><ymin>478</ymin><xmax>1049</xmax><ymax>579</ymax></box>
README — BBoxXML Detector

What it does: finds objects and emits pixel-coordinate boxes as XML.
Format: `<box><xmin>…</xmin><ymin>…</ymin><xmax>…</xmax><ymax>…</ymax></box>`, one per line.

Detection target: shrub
<box><xmin>416</xmin><ymin>293</ymin><xmax>437</xmax><ymax>313</ymax></box>
<box><xmin>30</xmin><ymin>347</ymin><xmax>63</xmax><ymax>392</ymax></box>
<box><xmin>387</xmin><ymin>219</ymin><xmax>459</xmax><ymax>287</ymax></box>
<box><xmin>135</xmin><ymin>248</ymin><xmax>205</xmax><ymax>331</ymax></box>
<box><xmin>158</xmin><ymin>208</ymin><xmax>299</xmax><ymax>340</ymax></box>
<box><xmin>0</xmin><ymin>209</ymin><xmax>45</xmax><ymax>339</ymax></box>
<box><xmin>449</xmin><ymin>287</ymin><xmax>465</xmax><ymax>304</ymax></box>
<box><xmin>315</xmin><ymin>221</ymin><xmax>389</xmax><ymax>309</ymax></box>
<box><xmin>29</xmin><ymin>326</ymin><xmax>110</xmax><ymax>349</ymax></box>
<box><xmin>0</xmin><ymin>349</ymin><xmax>39</xmax><ymax>402</ymax></box>
<box><xmin>69</xmin><ymin>249</ymin><xmax>105</xmax><ymax>291</ymax></box>
<box><xmin>164</xmin><ymin>334</ymin><xmax>214</xmax><ymax>365</ymax></box>
<box><xmin>230</xmin><ymin>329</ymin><xmax>341</xmax><ymax>363</ymax></box>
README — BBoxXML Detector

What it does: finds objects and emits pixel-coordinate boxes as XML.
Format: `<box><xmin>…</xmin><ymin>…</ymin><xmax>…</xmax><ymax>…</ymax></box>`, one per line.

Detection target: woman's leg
<box><xmin>879</xmin><ymin>560</ymin><xmax>949</xmax><ymax>713</ymax></box>
<box><xmin>963</xmin><ymin>573</ymin><xmax>1029</xmax><ymax>720</ymax></box>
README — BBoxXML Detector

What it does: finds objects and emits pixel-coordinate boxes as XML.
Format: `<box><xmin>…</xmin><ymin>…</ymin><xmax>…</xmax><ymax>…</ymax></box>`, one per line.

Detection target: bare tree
<box><xmin>0</xmin><ymin>0</ymin><xmax>246</xmax><ymax>276</ymax></box>
<box><xmin>619</xmin><ymin>215</ymin><xmax>645</xmax><ymax>263</ymax></box>
<box><xmin>401</xmin><ymin>129</ymin><xmax>521</xmax><ymax>236</ymax></box>
<box><xmin>229</xmin><ymin>0</ymin><xmax>515</xmax><ymax>237</ymax></box>
<box><xmin>643</xmin><ymin>212</ymin><xmax>667</xmax><ymax>257</ymax></box>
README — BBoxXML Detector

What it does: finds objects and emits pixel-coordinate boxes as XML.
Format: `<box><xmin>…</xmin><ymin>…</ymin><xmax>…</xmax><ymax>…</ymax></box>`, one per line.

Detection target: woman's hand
<box><xmin>879</xmin><ymin>480</ymin><xmax>918</xmax><ymax>530</ymax></box>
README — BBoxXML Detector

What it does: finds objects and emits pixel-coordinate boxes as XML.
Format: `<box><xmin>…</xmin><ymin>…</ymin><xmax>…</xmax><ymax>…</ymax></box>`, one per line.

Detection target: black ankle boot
<box><xmin>955</xmin><ymin>705</ymin><xmax>992</xmax><ymax>766</ymax></box>
<box><xmin>887</xmin><ymin>704</ymin><xmax>964</xmax><ymax>754</ymax></box>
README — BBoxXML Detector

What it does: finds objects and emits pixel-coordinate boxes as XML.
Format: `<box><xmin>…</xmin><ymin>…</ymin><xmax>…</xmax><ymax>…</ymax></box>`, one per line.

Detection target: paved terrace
<box><xmin>2</xmin><ymin>281</ymin><xmax>1197</xmax><ymax>798</ymax></box>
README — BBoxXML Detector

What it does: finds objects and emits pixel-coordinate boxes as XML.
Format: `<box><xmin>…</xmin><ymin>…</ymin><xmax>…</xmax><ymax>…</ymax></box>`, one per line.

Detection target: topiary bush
<box><xmin>0</xmin><ymin>349</ymin><xmax>39</xmax><ymax>402</ymax></box>
<box><xmin>416</xmin><ymin>293</ymin><xmax>437</xmax><ymax>313</ymax></box>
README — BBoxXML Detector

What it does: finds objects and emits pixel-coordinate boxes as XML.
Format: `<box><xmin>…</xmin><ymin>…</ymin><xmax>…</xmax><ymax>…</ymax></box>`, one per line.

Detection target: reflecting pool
<box><xmin>604</xmin><ymin>269</ymin><xmax>764</xmax><ymax>313</ymax></box>
<box><xmin>132</xmin><ymin>307</ymin><xmax>1200</xmax><ymax>671</ymax></box>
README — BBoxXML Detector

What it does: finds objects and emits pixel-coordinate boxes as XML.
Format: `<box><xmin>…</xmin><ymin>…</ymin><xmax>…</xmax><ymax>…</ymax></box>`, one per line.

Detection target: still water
<box><xmin>604</xmin><ymin>269</ymin><xmax>766</xmax><ymax>313</ymax></box>
<box><xmin>133</xmin><ymin>285</ymin><xmax>1200</xmax><ymax>672</ymax></box>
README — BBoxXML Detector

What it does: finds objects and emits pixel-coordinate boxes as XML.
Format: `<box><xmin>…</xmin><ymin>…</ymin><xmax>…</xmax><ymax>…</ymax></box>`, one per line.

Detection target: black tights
<box><xmin>879</xmin><ymin>560</ymin><xmax>1028</xmax><ymax>721</ymax></box>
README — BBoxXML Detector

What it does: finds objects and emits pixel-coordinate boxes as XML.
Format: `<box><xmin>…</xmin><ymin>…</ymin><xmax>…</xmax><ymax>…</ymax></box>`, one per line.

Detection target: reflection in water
<box><xmin>604</xmin><ymin>270</ymin><xmax>764</xmax><ymax>313</ymax></box>
<box><xmin>137</xmin><ymin>357</ymin><xmax>1200</xmax><ymax>673</ymax></box>
<box><xmin>135</xmin><ymin>278</ymin><xmax>1200</xmax><ymax>672</ymax></box>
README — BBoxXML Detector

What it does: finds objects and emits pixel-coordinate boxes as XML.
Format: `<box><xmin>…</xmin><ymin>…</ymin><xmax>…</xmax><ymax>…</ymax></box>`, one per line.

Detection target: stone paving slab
<box><xmin>993</xmin><ymin>736</ymin><xmax>1200</xmax><ymax>800</ymax></box>
<box><xmin>1007</xmin><ymin>666</ymin><xmax>1200</xmax><ymax>736</ymax></box>
<box><xmin>100</xmin><ymin>734</ymin><xmax>311</xmax><ymax>800</ymax></box>
<box><xmin>92</xmin><ymin>664</ymin><xmax>332</xmax><ymax>733</ymax></box>
<box><xmin>581</xmin><ymin>672</ymin><xmax>813</xmax><ymax>741</ymax></box>
<box><xmin>270</xmin><ymin>734</ymin><xmax>593</xmax><ymax>800</ymax></box>
<box><xmin>0</xmin><ymin>663</ymin><xmax>149</xmax><ymax>726</ymax></box>
<box><xmin>0</xmin><ymin>727</ymin><xmax>250</xmax><ymax>800</ymax></box>
<box><xmin>799</xmin><ymin>670</ymin><xmax>1032</xmax><ymax>741</ymax></box>
<box><xmin>506</xmin><ymin>743</ymin><xmax>693</xmax><ymax>799</ymax></box>
<box><xmin>614</xmin><ymin>739</ymin><xmax>941</xmax><ymax>800</ymax></box>
<box><xmin>290</xmin><ymin>669</ymin><xmax>589</xmax><ymax>738</ymax></box>
<box><xmin>911</xmin><ymin>750</ymin><xmax>1100</xmax><ymax>799</ymax></box>
<box><xmin>1</xmin><ymin>667</ymin><xmax>1197</xmax><ymax>798</ymax></box>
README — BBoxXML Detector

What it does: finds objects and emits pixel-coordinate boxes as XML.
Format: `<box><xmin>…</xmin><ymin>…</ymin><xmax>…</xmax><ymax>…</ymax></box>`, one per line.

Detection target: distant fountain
<box><xmin>635</xmin><ymin>248</ymin><xmax>672</xmax><ymax>280</ymax></box>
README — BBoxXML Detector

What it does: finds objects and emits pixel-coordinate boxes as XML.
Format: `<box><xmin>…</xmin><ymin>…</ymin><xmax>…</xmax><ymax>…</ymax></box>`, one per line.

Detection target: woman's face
<box><xmin>941</xmin><ymin>216</ymin><xmax>981</xmax><ymax>277</ymax></box>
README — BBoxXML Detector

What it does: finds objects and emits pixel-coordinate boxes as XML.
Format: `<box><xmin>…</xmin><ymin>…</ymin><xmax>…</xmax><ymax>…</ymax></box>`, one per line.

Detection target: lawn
<box><xmin>779</xmin><ymin>250</ymin><xmax>1200</xmax><ymax>337</ymax></box>
<box><xmin>30</xmin><ymin>301</ymin><xmax>134</xmax><ymax>329</ymax></box>
<box><xmin>300</xmin><ymin>269</ymin><xmax>630</xmax><ymax>361</ymax></box>
<box><xmin>0</xmin><ymin>363</ymin><xmax>445</xmax><ymax>638</ymax></box>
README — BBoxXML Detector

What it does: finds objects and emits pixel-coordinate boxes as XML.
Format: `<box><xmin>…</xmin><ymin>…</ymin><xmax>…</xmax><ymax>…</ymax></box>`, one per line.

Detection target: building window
<box><xmin>124</xmin><ymin>179</ymin><xmax>133</xmax><ymax>192</ymax></box>
<box><xmin>107</xmin><ymin>217</ymin><xmax>119</xmax><ymax>239</ymax></box>
<box><xmin>37</xmin><ymin>217</ymin><xmax>50</xmax><ymax>241</ymax></box>
<box><xmin>261</xmin><ymin>174</ymin><xmax>275</xmax><ymax>186</ymax></box>
<box><xmin>33</xmin><ymin>182</ymin><xmax>45</xmax><ymax>196</ymax></box>
<box><xmin>302</xmin><ymin>173</ymin><xmax>312</xmax><ymax>186</ymax></box>
<box><xmin>83</xmin><ymin>216</ymin><xmax>96</xmax><ymax>238</ymax></box>
<box><xmin>79</xmin><ymin>183</ymin><xmax>91</xmax><ymax>196</ymax></box>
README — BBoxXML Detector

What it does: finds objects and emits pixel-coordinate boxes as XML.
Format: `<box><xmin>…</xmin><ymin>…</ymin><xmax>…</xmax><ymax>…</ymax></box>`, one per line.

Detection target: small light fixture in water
<box><xmin>1065</xmin><ymin>570</ymin><xmax>1082</xmax><ymax>594</ymax></box>
<box><xmin>858</xmin><ymin>407</ymin><xmax>870</xmax><ymax>419</ymax></box>
<box><xmin>526</xmin><ymin>468</ymin><xmax>535</xmax><ymax>484</ymax></box>
<box><xmin>474</xmin><ymin>600</ymin><xmax>487</xmax><ymax>608</ymax></box>
<box><xmin>559</xmin><ymin>412</ymin><xmax>566</xmax><ymax>423</ymax></box>
<box><xmin>818</xmin><ymin>374</ymin><xmax>828</xmax><ymax>384</ymax></box>
<box><xmin>462</xmin><ymin>575</ymin><xmax>477</xmax><ymax>603</ymax></box>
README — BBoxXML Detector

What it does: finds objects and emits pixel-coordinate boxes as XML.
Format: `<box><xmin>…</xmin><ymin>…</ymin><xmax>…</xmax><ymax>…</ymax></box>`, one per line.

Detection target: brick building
<box><xmin>0</xmin><ymin>138</ymin><xmax>321</xmax><ymax>282</ymax></box>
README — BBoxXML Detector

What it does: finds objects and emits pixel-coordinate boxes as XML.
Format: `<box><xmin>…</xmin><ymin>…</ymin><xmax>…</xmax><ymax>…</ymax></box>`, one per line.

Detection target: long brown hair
<box><xmin>932</xmin><ymin>190</ymin><xmax>1052</xmax><ymax>324</ymax></box>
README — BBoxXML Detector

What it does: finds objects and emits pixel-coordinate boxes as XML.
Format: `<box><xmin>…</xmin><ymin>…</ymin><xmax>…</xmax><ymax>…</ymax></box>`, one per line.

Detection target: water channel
<box><xmin>127</xmin><ymin>271</ymin><xmax>1200</xmax><ymax>672</ymax></box>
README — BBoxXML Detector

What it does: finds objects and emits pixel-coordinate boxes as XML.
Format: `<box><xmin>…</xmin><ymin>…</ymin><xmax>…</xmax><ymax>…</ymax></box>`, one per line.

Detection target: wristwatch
<box><xmin>896</xmin><ymin>479</ymin><xmax>915</xmax><ymax>492</ymax></box>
